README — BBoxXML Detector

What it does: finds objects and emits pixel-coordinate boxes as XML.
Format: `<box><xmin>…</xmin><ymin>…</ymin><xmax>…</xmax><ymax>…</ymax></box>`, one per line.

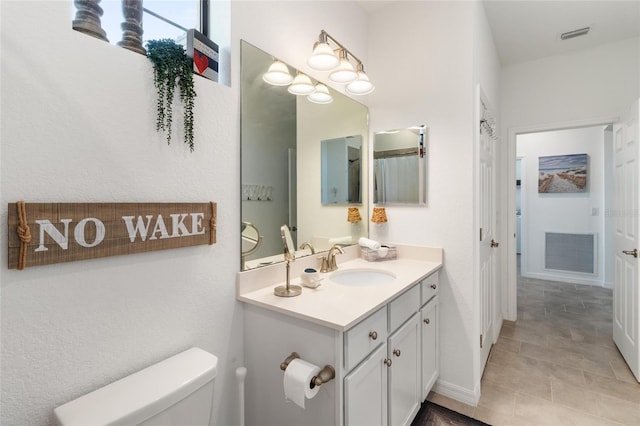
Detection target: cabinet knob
<box><xmin>393</xmin><ymin>349</ymin><xmax>401</xmax><ymax>357</ymax></box>
<box><xmin>424</xmin><ymin>318</ymin><xmax>430</xmax><ymax>325</ymax></box>
<box><xmin>430</xmin><ymin>283</ymin><xmax>437</xmax><ymax>290</ymax></box>
<box><xmin>384</xmin><ymin>358</ymin><xmax>392</xmax><ymax>367</ymax></box>
<box><xmin>369</xmin><ymin>331</ymin><xmax>378</xmax><ymax>341</ymax></box>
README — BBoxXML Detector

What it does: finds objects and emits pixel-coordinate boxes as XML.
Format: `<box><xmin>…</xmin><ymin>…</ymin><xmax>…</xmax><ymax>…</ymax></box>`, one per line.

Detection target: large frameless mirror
<box><xmin>373</xmin><ymin>126</ymin><xmax>427</xmax><ymax>205</ymax></box>
<box><xmin>240</xmin><ymin>40</ymin><xmax>369</xmax><ymax>270</ymax></box>
<box><xmin>321</xmin><ymin>135</ymin><xmax>362</xmax><ymax>205</ymax></box>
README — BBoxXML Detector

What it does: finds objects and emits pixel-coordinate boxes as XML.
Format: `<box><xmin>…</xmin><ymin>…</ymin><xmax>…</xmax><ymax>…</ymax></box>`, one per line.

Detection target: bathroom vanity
<box><xmin>237</xmin><ymin>245</ymin><xmax>442</xmax><ymax>426</ymax></box>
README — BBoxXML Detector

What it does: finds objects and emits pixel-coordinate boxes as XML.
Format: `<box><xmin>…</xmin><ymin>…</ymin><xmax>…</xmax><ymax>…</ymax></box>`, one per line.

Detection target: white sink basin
<box><xmin>330</xmin><ymin>268</ymin><xmax>396</xmax><ymax>287</ymax></box>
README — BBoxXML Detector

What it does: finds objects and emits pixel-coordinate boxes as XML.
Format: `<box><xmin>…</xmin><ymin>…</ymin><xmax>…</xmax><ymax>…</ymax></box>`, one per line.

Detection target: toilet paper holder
<box><xmin>280</xmin><ymin>352</ymin><xmax>335</xmax><ymax>388</ymax></box>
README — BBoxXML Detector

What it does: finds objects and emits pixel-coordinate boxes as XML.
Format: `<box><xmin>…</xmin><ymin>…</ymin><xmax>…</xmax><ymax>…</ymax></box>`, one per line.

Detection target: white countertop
<box><xmin>237</xmin><ymin>245</ymin><xmax>443</xmax><ymax>331</ymax></box>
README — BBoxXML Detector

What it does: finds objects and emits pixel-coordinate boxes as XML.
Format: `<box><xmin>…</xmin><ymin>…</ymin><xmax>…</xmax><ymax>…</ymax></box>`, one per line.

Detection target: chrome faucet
<box><xmin>321</xmin><ymin>244</ymin><xmax>345</xmax><ymax>272</ymax></box>
<box><xmin>299</xmin><ymin>242</ymin><xmax>315</xmax><ymax>254</ymax></box>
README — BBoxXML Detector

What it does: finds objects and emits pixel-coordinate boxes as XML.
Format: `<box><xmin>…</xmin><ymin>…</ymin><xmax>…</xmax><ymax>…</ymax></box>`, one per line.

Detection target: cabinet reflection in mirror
<box><xmin>373</xmin><ymin>126</ymin><xmax>427</xmax><ymax>205</ymax></box>
<box><xmin>321</xmin><ymin>135</ymin><xmax>362</xmax><ymax>205</ymax></box>
<box><xmin>240</xmin><ymin>40</ymin><xmax>369</xmax><ymax>270</ymax></box>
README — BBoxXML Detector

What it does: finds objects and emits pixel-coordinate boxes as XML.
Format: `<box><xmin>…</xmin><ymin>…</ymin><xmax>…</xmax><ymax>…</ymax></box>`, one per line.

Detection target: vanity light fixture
<box><xmin>288</xmin><ymin>72</ymin><xmax>315</xmax><ymax>95</ymax></box>
<box><xmin>308</xmin><ymin>30</ymin><xmax>374</xmax><ymax>95</ymax></box>
<box><xmin>371</xmin><ymin>207</ymin><xmax>388</xmax><ymax>224</ymax></box>
<box><xmin>262</xmin><ymin>59</ymin><xmax>293</xmax><ymax>86</ymax></box>
<box><xmin>307</xmin><ymin>83</ymin><xmax>333</xmax><ymax>104</ymax></box>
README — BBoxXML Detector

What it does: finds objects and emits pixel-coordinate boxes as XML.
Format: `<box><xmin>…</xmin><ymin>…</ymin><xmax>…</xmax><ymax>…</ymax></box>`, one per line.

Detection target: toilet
<box><xmin>53</xmin><ymin>347</ymin><xmax>218</xmax><ymax>426</ymax></box>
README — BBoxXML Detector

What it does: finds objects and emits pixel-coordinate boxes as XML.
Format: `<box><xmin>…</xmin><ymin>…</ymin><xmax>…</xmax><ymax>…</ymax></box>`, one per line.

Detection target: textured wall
<box><xmin>0</xmin><ymin>2</ymin><xmax>241</xmax><ymax>425</ymax></box>
<box><xmin>1</xmin><ymin>1</ymin><xmax>369</xmax><ymax>425</ymax></box>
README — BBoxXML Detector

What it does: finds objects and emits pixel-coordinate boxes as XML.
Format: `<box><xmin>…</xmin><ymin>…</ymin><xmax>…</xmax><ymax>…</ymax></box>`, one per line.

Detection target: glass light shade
<box><xmin>307</xmin><ymin>42</ymin><xmax>339</xmax><ymax>70</ymax></box>
<box><xmin>307</xmin><ymin>84</ymin><xmax>333</xmax><ymax>104</ymax></box>
<box><xmin>346</xmin><ymin>71</ymin><xmax>375</xmax><ymax>95</ymax></box>
<box><xmin>287</xmin><ymin>73</ymin><xmax>315</xmax><ymax>95</ymax></box>
<box><xmin>262</xmin><ymin>60</ymin><xmax>293</xmax><ymax>86</ymax></box>
<box><xmin>328</xmin><ymin>58</ymin><xmax>357</xmax><ymax>83</ymax></box>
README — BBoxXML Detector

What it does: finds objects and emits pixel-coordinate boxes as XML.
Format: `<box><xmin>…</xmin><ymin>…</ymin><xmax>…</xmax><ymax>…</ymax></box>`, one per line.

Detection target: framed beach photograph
<box><xmin>538</xmin><ymin>153</ymin><xmax>588</xmax><ymax>193</ymax></box>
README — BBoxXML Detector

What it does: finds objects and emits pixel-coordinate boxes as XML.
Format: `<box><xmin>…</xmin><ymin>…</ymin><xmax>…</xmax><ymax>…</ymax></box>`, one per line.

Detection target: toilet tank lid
<box><xmin>53</xmin><ymin>347</ymin><xmax>218</xmax><ymax>426</ymax></box>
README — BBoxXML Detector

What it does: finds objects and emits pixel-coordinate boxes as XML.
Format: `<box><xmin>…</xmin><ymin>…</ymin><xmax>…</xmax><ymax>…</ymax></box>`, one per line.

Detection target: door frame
<box><xmin>504</xmin><ymin>115</ymin><xmax>619</xmax><ymax>321</ymax></box>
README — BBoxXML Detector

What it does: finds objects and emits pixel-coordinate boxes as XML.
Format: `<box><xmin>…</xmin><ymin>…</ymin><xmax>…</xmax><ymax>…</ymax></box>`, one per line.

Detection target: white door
<box><xmin>613</xmin><ymin>99</ymin><xmax>640</xmax><ymax>382</ymax></box>
<box><xmin>478</xmin><ymin>94</ymin><xmax>497</xmax><ymax>372</ymax></box>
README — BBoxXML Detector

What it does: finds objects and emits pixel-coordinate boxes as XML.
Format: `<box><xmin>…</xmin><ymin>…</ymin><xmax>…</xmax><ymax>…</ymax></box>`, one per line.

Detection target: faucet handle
<box><xmin>320</xmin><ymin>257</ymin><xmax>329</xmax><ymax>273</ymax></box>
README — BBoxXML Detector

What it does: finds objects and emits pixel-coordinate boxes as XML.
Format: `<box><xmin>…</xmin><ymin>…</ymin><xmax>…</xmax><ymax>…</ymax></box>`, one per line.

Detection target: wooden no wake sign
<box><xmin>8</xmin><ymin>202</ymin><xmax>217</xmax><ymax>270</ymax></box>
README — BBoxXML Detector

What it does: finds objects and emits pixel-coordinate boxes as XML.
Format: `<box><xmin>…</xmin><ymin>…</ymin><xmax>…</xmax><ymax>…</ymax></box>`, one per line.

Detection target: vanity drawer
<box><xmin>344</xmin><ymin>307</ymin><xmax>387</xmax><ymax>371</ymax></box>
<box><xmin>389</xmin><ymin>284</ymin><xmax>420</xmax><ymax>332</ymax></box>
<box><xmin>421</xmin><ymin>272</ymin><xmax>439</xmax><ymax>306</ymax></box>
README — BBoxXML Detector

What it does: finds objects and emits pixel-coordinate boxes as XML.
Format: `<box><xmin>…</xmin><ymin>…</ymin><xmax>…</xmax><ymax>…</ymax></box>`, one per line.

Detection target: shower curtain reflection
<box><xmin>374</xmin><ymin>155</ymin><xmax>419</xmax><ymax>204</ymax></box>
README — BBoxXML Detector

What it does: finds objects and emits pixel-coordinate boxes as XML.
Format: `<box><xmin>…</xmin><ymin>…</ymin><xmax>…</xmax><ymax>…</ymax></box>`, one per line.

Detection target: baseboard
<box><xmin>494</xmin><ymin>317</ymin><xmax>504</xmax><ymax>342</ymax></box>
<box><xmin>521</xmin><ymin>271</ymin><xmax>601</xmax><ymax>287</ymax></box>
<box><xmin>432</xmin><ymin>379</ymin><xmax>480</xmax><ymax>406</ymax></box>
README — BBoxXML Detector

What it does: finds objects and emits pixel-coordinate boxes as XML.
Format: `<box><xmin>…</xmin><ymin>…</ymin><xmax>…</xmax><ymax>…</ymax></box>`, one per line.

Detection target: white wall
<box><xmin>517</xmin><ymin>126</ymin><xmax>607</xmax><ymax>286</ymax></box>
<box><xmin>366</xmin><ymin>0</ymin><xmax>501</xmax><ymax>403</ymax></box>
<box><xmin>0</xmin><ymin>1</ymin><xmax>368</xmax><ymax>425</ymax></box>
<box><xmin>1</xmin><ymin>2</ymin><xmax>241</xmax><ymax>425</ymax></box>
<box><xmin>499</xmin><ymin>36</ymin><xmax>640</xmax><ymax>320</ymax></box>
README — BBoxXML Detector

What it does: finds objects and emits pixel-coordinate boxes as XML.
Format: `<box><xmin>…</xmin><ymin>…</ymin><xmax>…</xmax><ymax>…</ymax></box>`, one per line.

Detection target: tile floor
<box><xmin>428</xmin><ymin>265</ymin><xmax>640</xmax><ymax>425</ymax></box>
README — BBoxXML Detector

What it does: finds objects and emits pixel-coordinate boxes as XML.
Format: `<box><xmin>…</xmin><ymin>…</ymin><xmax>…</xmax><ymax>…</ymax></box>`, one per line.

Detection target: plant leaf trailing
<box><xmin>146</xmin><ymin>39</ymin><xmax>196</xmax><ymax>152</ymax></box>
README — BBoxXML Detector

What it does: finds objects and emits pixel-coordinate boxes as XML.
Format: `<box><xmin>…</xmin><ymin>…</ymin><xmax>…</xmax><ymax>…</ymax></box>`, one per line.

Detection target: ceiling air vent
<box><xmin>560</xmin><ymin>27</ymin><xmax>590</xmax><ymax>40</ymax></box>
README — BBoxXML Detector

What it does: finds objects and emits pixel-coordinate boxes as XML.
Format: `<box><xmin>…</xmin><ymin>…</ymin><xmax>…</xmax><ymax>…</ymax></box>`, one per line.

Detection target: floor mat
<box><xmin>410</xmin><ymin>401</ymin><xmax>490</xmax><ymax>426</ymax></box>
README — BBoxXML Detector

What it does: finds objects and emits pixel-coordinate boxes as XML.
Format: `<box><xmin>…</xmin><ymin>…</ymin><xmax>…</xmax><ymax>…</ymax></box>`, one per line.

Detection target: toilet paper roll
<box><xmin>283</xmin><ymin>358</ymin><xmax>321</xmax><ymax>409</ymax></box>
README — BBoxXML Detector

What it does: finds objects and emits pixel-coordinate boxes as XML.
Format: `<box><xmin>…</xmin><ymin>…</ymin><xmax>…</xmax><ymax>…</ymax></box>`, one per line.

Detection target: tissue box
<box><xmin>360</xmin><ymin>245</ymin><xmax>397</xmax><ymax>262</ymax></box>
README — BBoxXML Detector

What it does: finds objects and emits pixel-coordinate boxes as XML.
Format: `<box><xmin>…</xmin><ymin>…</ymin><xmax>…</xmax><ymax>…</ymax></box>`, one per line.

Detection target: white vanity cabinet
<box><xmin>420</xmin><ymin>273</ymin><xmax>440</xmax><ymax>399</ymax></box>
<box><xmin>344</xmin><ymin>278</ymin><xmax>434</xmax><ymax>426</ymax></box>
<box><xmin>420</xmin><ymin>296</ymin><xmax>439</xmax><ymax>399</ymax></box>
<box><xmin>238</xmin><ymin>251</ymin><xmax>442</xmax><ymax>426</ymax></box>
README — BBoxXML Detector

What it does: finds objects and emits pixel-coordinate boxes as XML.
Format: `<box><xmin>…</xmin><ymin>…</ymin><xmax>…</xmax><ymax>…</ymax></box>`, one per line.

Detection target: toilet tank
<box><xmin>54</xmin><ymin>347</ymin><xmax>218</xmax><ymax>426</ymax></box>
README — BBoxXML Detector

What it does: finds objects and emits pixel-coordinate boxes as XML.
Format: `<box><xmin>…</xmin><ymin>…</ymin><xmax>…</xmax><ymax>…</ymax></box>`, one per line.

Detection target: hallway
<box><xmin>429</xmin><ymin>273</ymin><xmax>640</xmax><ymax>425</ymax></box>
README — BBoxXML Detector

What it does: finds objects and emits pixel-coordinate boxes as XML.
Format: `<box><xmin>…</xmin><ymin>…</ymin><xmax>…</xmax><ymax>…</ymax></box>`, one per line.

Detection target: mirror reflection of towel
<box><xmin>329</xmin><ymin>236</ymin><xmax>352</xmax><ymax>245</ymax></box>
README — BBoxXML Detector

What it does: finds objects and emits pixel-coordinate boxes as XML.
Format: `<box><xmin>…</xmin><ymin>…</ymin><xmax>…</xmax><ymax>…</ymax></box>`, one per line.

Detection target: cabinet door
<box><xmin>420</xmin><ymin>296</ymin><xmax>439</xmax><ymax>400</ymax></box>
<box><xmin>344</xmin><ymin>344</ymin><xmax>388</xmax><ymax>426</ymax></box>
<box><xmin>388</xmin><ymin>313</ymin><xmax>420</xmax><ymax>426</ymax></box>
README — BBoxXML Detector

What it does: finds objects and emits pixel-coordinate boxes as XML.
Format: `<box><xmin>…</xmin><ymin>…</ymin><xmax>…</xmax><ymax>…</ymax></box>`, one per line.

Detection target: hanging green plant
<box><xmin>146</xmin><ymin>39</ymin><xmax>196</xmax><ymax>152</ymax></box>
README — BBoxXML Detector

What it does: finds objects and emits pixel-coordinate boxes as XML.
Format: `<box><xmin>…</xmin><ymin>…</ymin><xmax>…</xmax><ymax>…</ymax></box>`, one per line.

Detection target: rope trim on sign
<box><xmin>16</xmin><ymin>201</ymin><xmax>31</xmax><ymax>270</ymax></box>
<box><xmin>209</xmin><ymin>201</ymin><xmax>216</xmax><ymax>245</ymax></box>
